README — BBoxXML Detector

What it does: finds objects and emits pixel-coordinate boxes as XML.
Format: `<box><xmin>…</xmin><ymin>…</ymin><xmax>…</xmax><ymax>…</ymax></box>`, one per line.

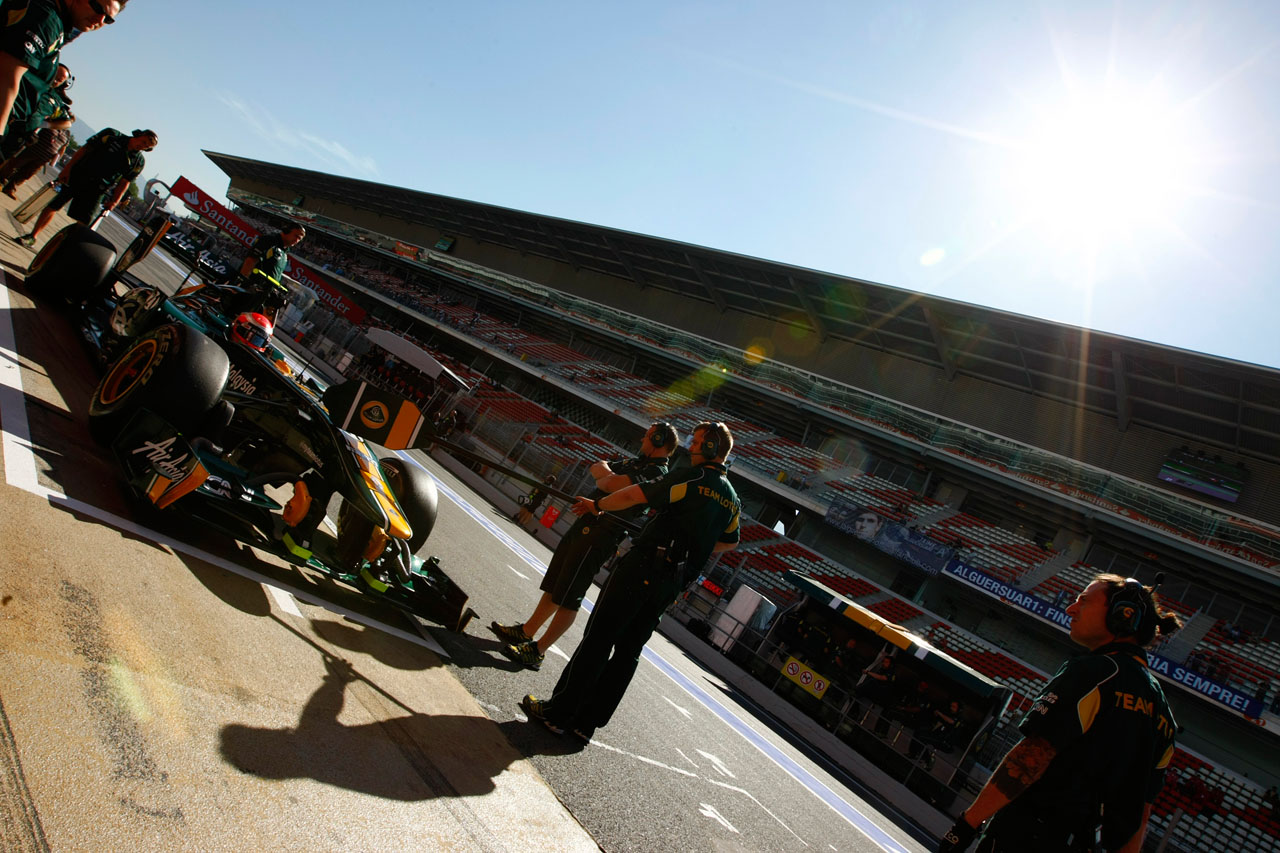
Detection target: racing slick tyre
<box><xmin>88</xmin><ymin>323</ymin><xmax>230</xmax><ymax>443</ymax></box>
<box><xmin>24</xmin><ymin>223</ymin><xmax>117</xmax><ymax>304</ymax></box>
<box><xmin>378</xmin><ymin>456</ymin><xmax>439</xmax><ymax>553</ymax></box>
<box><xmin>334</xmin><ymin>455</ymin><xmax>439</xmax><ymax>569</ymax></box>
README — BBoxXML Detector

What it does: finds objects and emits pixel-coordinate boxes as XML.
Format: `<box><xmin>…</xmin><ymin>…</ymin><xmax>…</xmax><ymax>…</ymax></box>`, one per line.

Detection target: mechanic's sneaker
<box><xmin>501</xmin><ymin>640</ymin><xmax>544</xmax><ymax>671</ymax></box>
<box><xmin>571</xmin><ymin>727</ymin><xmax>595</xmax><ymax>745</ymax></box>
<box><xmin>13</xmin><ymin>233</ymin><xmax>33</xmax><ymax>247</ymax></box>
<box><xmin>2</xmin><ymin>187</ymin><xmax>16</xmax><ymax>199</ymax></box>
<box><xmin>488</xmin><ymin>620</ymin><xmax>531</xmax><ymax>644</ymax></box>
<box><xmin>520</xmin><ymin>695</ymin><xmax>563</xmax><ymax>734</ymax></box>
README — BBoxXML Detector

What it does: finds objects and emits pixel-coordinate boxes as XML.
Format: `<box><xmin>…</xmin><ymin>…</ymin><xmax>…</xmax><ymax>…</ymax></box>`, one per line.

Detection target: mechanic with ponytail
<box><xmin>939</xmin><ymin>573</ymin><xmax>1182</xmax><ymax>853</ymax></box>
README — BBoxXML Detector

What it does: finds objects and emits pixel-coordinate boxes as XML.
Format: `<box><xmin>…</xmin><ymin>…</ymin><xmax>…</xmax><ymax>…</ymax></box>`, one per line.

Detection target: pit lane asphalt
<box><xmin>0</xmin><ymin>209</ymin><xmax>930</xmax><ymax>852</ymax></box>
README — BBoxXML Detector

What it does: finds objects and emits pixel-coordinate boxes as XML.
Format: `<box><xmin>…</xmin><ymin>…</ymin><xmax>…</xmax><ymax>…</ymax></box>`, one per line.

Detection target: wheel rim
<box><xmin>98</xmin><ymin>338</ymin><xmax>159</xmax><ymax>405</ymax></box>
<box><xmin>28</xmin><ymin>230</ymin><xmax>67</xmax><ymax>275</ymax></box>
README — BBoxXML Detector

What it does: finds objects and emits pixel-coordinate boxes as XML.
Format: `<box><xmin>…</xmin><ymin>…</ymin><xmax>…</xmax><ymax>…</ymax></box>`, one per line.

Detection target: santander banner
<box><xmin>170</xmin><ymin>176</ymin><xmax>366</xmax><ymax>323</ymax></box>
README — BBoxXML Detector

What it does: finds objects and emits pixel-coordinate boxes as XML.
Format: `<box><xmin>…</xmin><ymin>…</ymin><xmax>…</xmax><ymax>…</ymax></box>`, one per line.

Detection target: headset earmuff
<box><xmin>1106</xmin><ymin>578</ymin><xmax>1147</xmax><ymax>637</ymax></box>
<box><xmin>700</xmin><ymin>423</ymin><xmax>724</xmax><ymax>459</ymax></box>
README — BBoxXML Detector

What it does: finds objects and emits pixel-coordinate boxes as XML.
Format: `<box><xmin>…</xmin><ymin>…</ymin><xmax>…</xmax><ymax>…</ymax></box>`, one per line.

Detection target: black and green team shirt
<box><xmin>636</xmin><ymin>462</ymin><xmax>740</xmax><ymax>582</ymax></box>
<box><xmin>250</xmin><ymin>231</ymin><xmax>291</xmax><ymax>284</ymax></box>
<box><xmin>1003</xmin><ymin>641</ymin><xmax>1177</xmax><ymax>849</ymax></box>
<box><xmin>71</xmin><ymin>128</ymin><xmax>145</xmax><ymax>194</ymax></box>
<box><xmin>572</xmin><ymin>454</ymin><xmax>668</xmax><ymax>543</ymax></box>
<box><xmin>0</xmin><ymin>0</ymin><xmax>68</xmax><ymax>133</ymax></box>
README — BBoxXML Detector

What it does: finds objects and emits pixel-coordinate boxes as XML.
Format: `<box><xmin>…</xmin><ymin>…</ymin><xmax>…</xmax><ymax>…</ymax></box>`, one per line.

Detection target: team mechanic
<box><xmin>938</xmin><ymin>574</ymin><xmax>1182</xmax><ymax>853</ymax></box>
<box><xmin>491</xmin><ymin>422</ymin><xmax>678</xmax><ymax>670</ymax></box>
<box><xmin>520</xmin><ymin>421</ymin><xmax>740</xmax><ymax>742</ymax></box>
<box><xmin>233</xmin><ymin>223</ymin><xmax>306</xmax><ymax>321</ymax></box>
<box><xmin>0</xmin><ymin>0</ymin><xmax>120</xmax><ymax>145</ymax></box>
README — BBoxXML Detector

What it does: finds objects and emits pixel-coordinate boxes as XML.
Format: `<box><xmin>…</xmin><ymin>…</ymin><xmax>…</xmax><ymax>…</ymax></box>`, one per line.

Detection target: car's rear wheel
<box><xmin>88</xmin><ymin>323</ymin><xmax>229</xmax><ymax>442</ymax></box>
<box><xmin>24</xmin><ymin>223</ymin><xmax>117</xmax><ymax>303</ymax></box>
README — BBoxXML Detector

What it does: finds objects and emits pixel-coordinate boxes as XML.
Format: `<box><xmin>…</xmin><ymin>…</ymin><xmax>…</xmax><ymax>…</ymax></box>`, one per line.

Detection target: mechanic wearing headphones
<box><xmin>521</xmin><ymin>421</ymin><xmax>740</xmax><ymax>743</ymax></box>
<box><xmin>939</xmin><ymin>574</ymin><xmax>1182</xmax><ymax>853</ymax></box>
<box><xmin>492</xmin><ymin>422</ymin><xmax>679</xmax><ymax>670</ymax></box>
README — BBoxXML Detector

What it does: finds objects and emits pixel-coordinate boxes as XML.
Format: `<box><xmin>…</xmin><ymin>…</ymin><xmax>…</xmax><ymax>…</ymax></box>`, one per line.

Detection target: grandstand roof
<box><xmin>207</xmin><ymin>151</ymin><xmax>1280</xmax><ymax>463</ymax></box>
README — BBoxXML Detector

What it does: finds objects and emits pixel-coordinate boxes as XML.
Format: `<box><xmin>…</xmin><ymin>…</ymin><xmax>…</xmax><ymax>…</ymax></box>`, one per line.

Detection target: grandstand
<box><xmin>210</xmin><ymin>153</ymin><xmax>1280</xmax><ymax>851</ymax></box>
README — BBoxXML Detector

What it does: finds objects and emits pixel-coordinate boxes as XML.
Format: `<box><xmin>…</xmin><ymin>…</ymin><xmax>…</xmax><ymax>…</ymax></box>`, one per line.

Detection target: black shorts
<box><xmin>46</xmin><ymin>183</ymin><xmax>104</xmax><ymax>224</ymax></box>
<box><xmin>540</xmin><ymin>523</ymin><xmax>618</xmax><ymax>610</ymax></box>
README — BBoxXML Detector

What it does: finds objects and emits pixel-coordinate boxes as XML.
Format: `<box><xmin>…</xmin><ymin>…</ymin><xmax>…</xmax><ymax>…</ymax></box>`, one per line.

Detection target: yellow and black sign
<box><xmin>780</xmin><ymin>656</ymin><xmax>830</xmax><ymax>699</ymax></box>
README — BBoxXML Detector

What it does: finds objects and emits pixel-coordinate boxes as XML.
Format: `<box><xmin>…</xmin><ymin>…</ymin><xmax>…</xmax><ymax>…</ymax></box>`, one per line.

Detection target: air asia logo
<box><xmin>360</xmin><ymin>401</ymin><xmax>388</xmax><ymax>429</ymax></box>
<box><xmin>227</xmin><ymin>366</ymin><xmax>257</xmax><ymax>395</ymax></box>
<box><xmin>131</xmin><ymin>437</ymin><xmax>191</xmax><ymax>481</ymax></box>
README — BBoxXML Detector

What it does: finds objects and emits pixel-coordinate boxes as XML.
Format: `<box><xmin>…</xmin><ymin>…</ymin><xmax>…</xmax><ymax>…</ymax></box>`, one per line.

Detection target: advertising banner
<box><xmin>941</xmin><ymin>561</ymin><xmax>1265</xmax><ymax>718</ymax></box>
<box><xmin>394</xmin><ymin>240</ymin><xmax>419</xmax><ymax>258</ymax></box>
<box><xmin>170</xmin><ymin>177</ymin><xmax>366</xmax><ymax>323</ymax></box>
<box><xmin>826</xmin><ymin>500</ymin><xmax>954</xmax><ymax>576</ymax></box>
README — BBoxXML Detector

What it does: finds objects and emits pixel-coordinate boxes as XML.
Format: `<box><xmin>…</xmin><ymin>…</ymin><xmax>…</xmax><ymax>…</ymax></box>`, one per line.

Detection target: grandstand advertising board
<box><xmin>826</xmin><ymin>500</ymin><xmax>954</xmax><ymax>576</ymax></box>
<box><xmin>944</xmin><ymin>561</ymin><xmax>1266</xmax><ymax>718</ymax></box>
<box><xmin>169</xmin><ymin>177</ymin><xmax>366</xmax><ymax>323</ymax></box>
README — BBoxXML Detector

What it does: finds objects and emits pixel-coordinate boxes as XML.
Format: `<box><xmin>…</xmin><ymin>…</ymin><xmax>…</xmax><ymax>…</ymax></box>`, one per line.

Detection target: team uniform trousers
<box><xmin>545</xmin><ymin>546</ymin><xmax>680</xmax><ymax>731</ymax></box>
<box><xmin>539</xmin><ymin>519</ymin><xmax>619</xmax><ymax>611</ymax></box>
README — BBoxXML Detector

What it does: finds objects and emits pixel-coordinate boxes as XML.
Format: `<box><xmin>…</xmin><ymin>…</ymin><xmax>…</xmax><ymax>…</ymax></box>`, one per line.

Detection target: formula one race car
<box><xmin>24</xmin><ymin>218</ymin><xmax>476</xmax><ymax>632</ymax></box>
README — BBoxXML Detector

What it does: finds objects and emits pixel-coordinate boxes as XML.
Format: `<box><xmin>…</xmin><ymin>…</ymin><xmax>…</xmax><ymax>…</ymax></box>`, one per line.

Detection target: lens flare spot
<box><xmin>920</xmin><ymin>247</ymin><xmax>946</xmax><ymax>267</ymax></box>
<box><xmin>111</xmin><ymin>658</ymin><xmax>154</xmax><ymax>723</ymax></box>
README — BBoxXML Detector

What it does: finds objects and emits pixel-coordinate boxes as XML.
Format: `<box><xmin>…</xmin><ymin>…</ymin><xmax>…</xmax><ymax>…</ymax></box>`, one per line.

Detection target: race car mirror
<box><xmin>322</xmin><ymin>380</ymin><xmax>435</xmax><ymax>452</ymax></box>
<box><xmin>115</xmin><ymin>213</ymin><xmax>172</xmax><ymax>275</ymax></box>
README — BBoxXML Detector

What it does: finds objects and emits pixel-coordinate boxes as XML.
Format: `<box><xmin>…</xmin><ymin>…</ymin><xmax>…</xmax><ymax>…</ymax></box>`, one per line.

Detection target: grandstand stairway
<box><xmin>1160</xmin><ymin>611</ymin><xmax>1217</xmax><ymax>663</ymax></box>
<box><xmin>1015</xmin><ymin>550</ymin><xmax>1073</xmax><ymax>592</ymax></box>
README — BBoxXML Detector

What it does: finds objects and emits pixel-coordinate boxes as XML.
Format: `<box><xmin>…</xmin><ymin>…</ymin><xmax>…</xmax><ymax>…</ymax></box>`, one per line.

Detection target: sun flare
<box><xmin>1008</xmin><ymin>87</ymin><xmax>1201</xmax><ymax>240</ymax></box>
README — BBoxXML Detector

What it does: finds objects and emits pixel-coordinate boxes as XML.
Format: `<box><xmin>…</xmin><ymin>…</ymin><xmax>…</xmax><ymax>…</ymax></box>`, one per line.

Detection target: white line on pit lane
<box><xmin>507</xmin><ymin>564</ymin><xmax>528</xmax><ymax>579</ymax></box>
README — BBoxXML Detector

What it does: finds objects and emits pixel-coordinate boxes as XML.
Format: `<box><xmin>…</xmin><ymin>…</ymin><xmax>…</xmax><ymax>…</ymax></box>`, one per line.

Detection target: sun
<box><xmin>1007</xmin><ymin>85</ymin><xmax>1201</xmax><ymax>241</ymax></box>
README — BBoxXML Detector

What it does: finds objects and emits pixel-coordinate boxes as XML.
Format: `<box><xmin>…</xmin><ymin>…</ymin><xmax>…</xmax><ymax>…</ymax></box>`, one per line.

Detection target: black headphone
<box><xmin>649</xmin><ymin>422</ymin><xmax>675</xmax><ymax>449</ymax></box>
<box><xmin>1105</xmin><ymin>578</ymin><xmax>1148</xmax><ymax>637</ymax></box>
<box><xmin>699</xmin><ymin>422</ymin><xmax>726</xmax><ymax>460</ymax></box>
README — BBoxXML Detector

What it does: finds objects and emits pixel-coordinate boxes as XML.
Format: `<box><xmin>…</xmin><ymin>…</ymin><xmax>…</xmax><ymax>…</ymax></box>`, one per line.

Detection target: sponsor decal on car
<box><xmin>227</xmin><ymin>366</ymin><xmax>257</xmax><ymax>396</ymax></box>
<box><xmin>359</xmin><ymin>401</ymin><xmax>388</xmax><ymax>429</ymax></box>
<box><xmin>131</xmin><ymin>436</ymin><xmax>193</xmax><ymax>481</ymax></box>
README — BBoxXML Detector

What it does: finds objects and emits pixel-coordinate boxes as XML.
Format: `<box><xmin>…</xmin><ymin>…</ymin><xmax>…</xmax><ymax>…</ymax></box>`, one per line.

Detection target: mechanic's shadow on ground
<box><xmin>220</xmin><ymin>666</ymin><xmax>579</xmax><ymax>800</ymax></box>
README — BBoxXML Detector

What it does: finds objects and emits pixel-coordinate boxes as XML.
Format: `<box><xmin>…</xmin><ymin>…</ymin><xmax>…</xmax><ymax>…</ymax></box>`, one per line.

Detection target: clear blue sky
<box><xmin>62</xmin><ymin>1</ymin><xmax>1280</xmax><ymax>367</ymax></box>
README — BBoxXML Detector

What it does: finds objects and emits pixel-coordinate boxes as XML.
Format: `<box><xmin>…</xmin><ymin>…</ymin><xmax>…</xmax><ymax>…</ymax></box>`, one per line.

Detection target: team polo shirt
<box><xmin>1005</xmin><ymin>641</ymin><xmax>1177</xmax><ymax>849</ymax></box>
<box><xmin>71</xmin><ymin>128</ymin><xmax>145</xmax><ymax>193</ymax></box>
<box><xmin>14</xmin><ymin>81</ymin><xmax>64</xmax><ymax>133</ymax></box>
<box><xmin>251</xmin><ymin>232</ymin><xmax>291</xmax><ymax>284</ymax></box>
<box><xmin>0</xmin><ymin>0</ymin><xmax>68</xmax><ymax>133</ymax></box>
<box><xmin>636</xmin><ymin>462</ymin><xmax>740</xmax><ymax>581</ymax></box>
<box><xmin>573</xmin><ymin>454</ymin><xmax>668</xmax><ymax>544</ymax></box>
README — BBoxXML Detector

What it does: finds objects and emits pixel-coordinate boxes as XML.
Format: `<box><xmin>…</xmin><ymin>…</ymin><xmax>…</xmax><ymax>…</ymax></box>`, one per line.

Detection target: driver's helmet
<box><xmin>231</xmin><ymin>312</ymin><xmax>273</xmax><ymax>352</ymax></box>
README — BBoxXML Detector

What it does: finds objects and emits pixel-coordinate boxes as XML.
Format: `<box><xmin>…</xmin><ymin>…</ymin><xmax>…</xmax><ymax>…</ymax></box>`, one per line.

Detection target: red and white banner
<box><xmin>394</xmin><ymin>240</ymin><xmax>420</xmax><ymax>258</ymax></box>
<box><xmin>170</xmin><ymin>177</ymin><xmax>366</xmax><ymax>323</ymax></box>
